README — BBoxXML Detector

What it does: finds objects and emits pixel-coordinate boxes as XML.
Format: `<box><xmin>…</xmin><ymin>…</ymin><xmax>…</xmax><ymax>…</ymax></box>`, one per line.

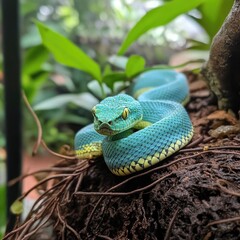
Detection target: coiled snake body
<box><xmin>74</xmin><ymin>70</ymin><xmax>193</xmax><ymax>176</ymax></box>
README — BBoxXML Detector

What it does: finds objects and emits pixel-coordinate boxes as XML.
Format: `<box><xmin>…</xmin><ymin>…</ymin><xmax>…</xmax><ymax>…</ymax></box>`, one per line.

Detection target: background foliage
<box><xmin>29</xmin><ymin>0</ymin><xmax>233</xmax><ymax>150</ymax></box>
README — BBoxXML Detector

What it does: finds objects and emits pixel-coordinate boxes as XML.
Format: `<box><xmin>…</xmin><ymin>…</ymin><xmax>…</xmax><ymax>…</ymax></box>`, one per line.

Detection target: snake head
<box><xmin>92</xmin><ymin>94</ymin><xmax>143</xmax><ymax>136</ymax></box>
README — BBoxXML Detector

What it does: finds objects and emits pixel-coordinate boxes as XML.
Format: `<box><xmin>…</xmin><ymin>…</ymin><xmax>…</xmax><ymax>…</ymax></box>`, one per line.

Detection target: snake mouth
<box><xmin>97</xmin><ymin>126</ymin><xmax>115</xmax><ymax>136</ymax></box>
<box><xmin>95</xmin><ymin>122</ymin><xmax>118</xmax><ymax>136</ymax></box>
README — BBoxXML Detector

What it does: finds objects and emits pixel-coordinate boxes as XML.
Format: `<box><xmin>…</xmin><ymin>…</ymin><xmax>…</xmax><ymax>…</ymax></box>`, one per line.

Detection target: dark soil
<box><xmin>54</xmin><ymin>73</ymin><xmax>240</xmax><ymax>240</ymax></box>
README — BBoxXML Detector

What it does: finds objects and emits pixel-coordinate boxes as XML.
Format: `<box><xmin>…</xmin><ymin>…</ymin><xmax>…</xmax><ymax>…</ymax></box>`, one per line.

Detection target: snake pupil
<box><xmin>122</xmin><ymin>107</ymin><xmax>129</xmax><ymax>120</ymax></box>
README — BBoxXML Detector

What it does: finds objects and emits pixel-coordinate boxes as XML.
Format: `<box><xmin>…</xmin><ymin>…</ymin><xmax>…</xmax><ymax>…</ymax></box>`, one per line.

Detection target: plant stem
<box><xmin>99</xmin><ymin>82</ymin><xmax>106</xmax><ymax>99</ymax></box>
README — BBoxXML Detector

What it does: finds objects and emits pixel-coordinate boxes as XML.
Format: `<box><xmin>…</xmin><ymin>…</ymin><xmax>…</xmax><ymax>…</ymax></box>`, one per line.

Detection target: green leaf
<box><xmin>196</xmin><ymin>0</ymin><xmax>234</xmax><ymax>39</ymax></box>
<box><xmin>35</xmin><ymin>21</ymin><xmax>102</xmax><ymax>81</ymax></box>
<box><xmin>118</xmin><ymin>0</ymin><xmax>207</xmax><ymax>55</ymax></box>
<box><xmin>23</xmin><ymin>72</ymin><xmax>50</xmax><ymax>103</ymax></box>
<box><xmin>126</xmin><ymin>55</ymin><xmax>145</xmax><ymax>78</ymax></box>
<box><xmin>21</xmin><ymin>2</ymin><xmax>37</xmax><ymax>15</ymax></box>
<box><xmin>10</xmin><ymin>200</ymin><xmax>23</xmax><ymax>215</ymax></box>
<box><xmin>23</xmin><ymin>45</ymin><xmax>50</xmax><ymax>75</ymax></box>
<box><xmin>103</xmin><ymin>64</ymin><xmax>112</xmax><ymax>76</ymax></box>
<box><xmin>187</xmin><ymin>39</ymin><xmax>209</xmax><ymax>50</ymax></box>
<box><xmin>103</xmin><ymin>72</ymin><xmax>127</xmax><ymax>90</ymax></box>
<box><xmin>34</xmin><ymin>93</ymin><xmax>98</xmax><ymax>111</ymax></box>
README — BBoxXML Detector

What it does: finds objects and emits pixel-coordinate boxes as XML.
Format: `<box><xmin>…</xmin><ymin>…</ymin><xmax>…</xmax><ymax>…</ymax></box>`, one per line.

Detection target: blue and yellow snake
<box><xmin>74</xmin><ymin>70</ymin><xmax>194</xmax><ymax>176</ymax></box>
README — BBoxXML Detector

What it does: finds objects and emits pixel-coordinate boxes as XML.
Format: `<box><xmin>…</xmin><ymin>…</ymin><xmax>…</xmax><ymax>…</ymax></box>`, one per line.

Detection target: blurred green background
<box><xmin>0</xmin><ymin>0</ymin><xmax>234</xmax><ymax>238</ymax></box>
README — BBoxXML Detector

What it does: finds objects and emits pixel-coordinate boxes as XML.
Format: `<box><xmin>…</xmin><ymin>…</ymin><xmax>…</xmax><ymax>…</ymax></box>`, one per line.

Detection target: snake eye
<box><xmin>122</xmin><ymin>107</ymin><xmax>129</xmax><ymax>120</ymax></box>
<box><xmin>92</xmin><ymin>106</ymin><xmax>96</xmax><ymax>117</ymax></box>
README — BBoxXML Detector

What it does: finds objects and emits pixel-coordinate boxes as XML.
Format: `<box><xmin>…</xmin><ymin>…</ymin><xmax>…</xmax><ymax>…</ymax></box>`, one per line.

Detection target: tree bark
<box><xmin>201</xmin><ymin>0</ymin><xmax>240</xmax><ymax>114</ymax></box>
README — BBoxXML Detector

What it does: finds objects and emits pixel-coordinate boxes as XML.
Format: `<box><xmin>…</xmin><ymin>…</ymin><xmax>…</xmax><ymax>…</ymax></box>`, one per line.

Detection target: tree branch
<box><xmin>201</xmin><ymin>0</ymin><xmax>240</xmax><ymax>114</ymax></box>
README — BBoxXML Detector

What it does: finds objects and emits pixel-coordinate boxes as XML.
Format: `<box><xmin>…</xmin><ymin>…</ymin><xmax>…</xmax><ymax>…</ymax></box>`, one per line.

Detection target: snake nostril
<box><xmin>108</xmin><ymin>121</ymin><xmax>112</xmax><ymax>125</ymax></box>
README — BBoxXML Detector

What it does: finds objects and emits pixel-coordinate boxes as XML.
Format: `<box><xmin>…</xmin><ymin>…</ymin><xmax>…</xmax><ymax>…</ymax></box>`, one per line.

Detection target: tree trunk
<box><xmin>201</xmin><ymin>0</ymin><xmax>240</xmax><ymax>114</ymax></box>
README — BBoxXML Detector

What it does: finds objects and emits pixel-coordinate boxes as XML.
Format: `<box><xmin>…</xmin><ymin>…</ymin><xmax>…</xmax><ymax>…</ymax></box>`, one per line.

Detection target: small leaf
<box><xmin>103</xmin><ymin>72</ymin><xmax>127</xmax><ymax>91</ymax></box>
<box><xmin>187</xmin><ymin>39</ymin><xmax>210</xmax><ymax>50</ymax></box>
<box><xmin>22</xmin><ymin>45</ymin><xmax>49</xmax><ymax>75</ymax></box>
<box><xmin>34</xmin><ymin>93</ymin><xmax>98</xmax><ymax>111</ymax></box>
<box><xmin>23</xmin><ymin>72</ymin><xmax>50</xmax><ymax>102</ymax></box>
<box><xmin>118</xmin><ymin>0</ymin><xmax>207</xmax><ymax>55</ymax></box>
<box><xmin>125</xmin><ymin>55</ymin><xmax>145</xmax><ymax>78</ymax></box>
<box><xmin>103</xmin><ymin>64</ymin><xmax>112</xmax><ymax>77</ymax></box>
<box><xmin>10</xmin><ymin>200</ymin><xmax>23</xmax><ymax>215</ymax></box>
<box><xmin>35</xmin><ymin>21</ymin><xmax>102</xmax><ymax>81</ymax></box>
